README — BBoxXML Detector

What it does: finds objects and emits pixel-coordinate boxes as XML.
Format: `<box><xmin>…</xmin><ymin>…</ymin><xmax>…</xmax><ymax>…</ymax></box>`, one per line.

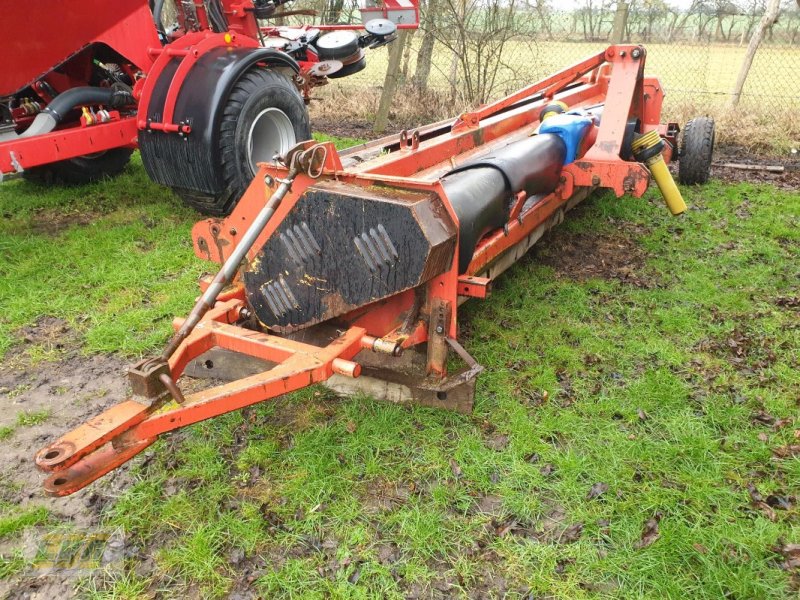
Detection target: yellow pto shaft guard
<box><xmin>632</xmin><ymin>130</ymin><xmax>687</xmax><ymax>216</ymax></box>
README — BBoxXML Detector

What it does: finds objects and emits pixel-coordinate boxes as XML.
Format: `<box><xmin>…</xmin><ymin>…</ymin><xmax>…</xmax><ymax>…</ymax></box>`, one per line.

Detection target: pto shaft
<box><xmin>632</xmin><ymin>130</ymin><xmax>686</xmax><ymax>216</ymax></box>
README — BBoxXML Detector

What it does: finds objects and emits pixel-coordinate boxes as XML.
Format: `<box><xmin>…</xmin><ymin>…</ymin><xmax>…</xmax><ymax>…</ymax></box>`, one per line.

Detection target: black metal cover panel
<box><xmin>243</xmin><ymin>181</ymin><xmax>455</xmax><ymax>332</ymax></box>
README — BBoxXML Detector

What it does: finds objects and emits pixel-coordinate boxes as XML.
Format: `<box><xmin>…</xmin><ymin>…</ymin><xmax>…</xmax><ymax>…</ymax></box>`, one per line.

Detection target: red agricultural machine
<box><xmin>0</xmin><ymin>0</ymin><xmax>414</xmax><ymax>214</ymax></box>
<box><xmin>35</xmin><ymin>44</ymin><xmax>715</xmax><ymax>496</ymax></box>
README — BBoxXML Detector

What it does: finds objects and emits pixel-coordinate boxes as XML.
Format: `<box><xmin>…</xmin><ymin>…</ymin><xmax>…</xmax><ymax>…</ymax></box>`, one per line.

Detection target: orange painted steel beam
<box><xmin>36</xmin><ymin>296</ymin><xmax>367</xmax><ymax>495</ymax></box>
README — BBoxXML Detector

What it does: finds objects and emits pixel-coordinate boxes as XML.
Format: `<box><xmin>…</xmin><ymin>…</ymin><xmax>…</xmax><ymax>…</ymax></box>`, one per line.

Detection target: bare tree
<box><xmin>785</xmin><ymin>0</ymin><xmax>800</xmax><ymax>43</ymax></box>
<box><xmin>694</xmin><ymin>2</ymin><xmax>717</xmax><ymax>41</ymax></box>
<box><xmin>530</xmin><ymin>0</ymin><xmax>554</xmax><ymax>39</ymax></box>
<box><xmin>730</xmin><ymin>0</ymin><xmax>781</xmax><ymax>105</ymax></box>
<box><xmin>638</xmin><ymin>0</ymin><xmax>670</xmax><ymax>42</ymax></box>
<box><xmin>576</xmin><ymin>0</ymin><xmax>614</xmax><ymax>41</ymax></box>
<box><xmin>401</xmin><ymin>31</ymin><xmax>415</xmax><ymax>83</ymax></box>
<box><xmin>712</xmin><ymin>0</ymin><xmax>739</xmax><ymax>41</ymax></box>
<box><xmin>323</xmin><ymin>0</ymin><xmax>346</xmax><ymax>22</ymax></box>
<box><xmin>739</xmin><ymin>0</ymin><xmax>767</xmax><ymax>44</ymax></box>
<box><xmin>432</xmin><ymin>0</ymin><xmax>535</xmax><ymax>104</ymax></box>
<box><xmin>412</xmin><ymin>0</ymin><xmax>442</xmax><ymax>91</ymax></box>
<box><xmin>665</xmin><ymin>0</ymin><xmax>708</xmax><ymax>42</ymax></box>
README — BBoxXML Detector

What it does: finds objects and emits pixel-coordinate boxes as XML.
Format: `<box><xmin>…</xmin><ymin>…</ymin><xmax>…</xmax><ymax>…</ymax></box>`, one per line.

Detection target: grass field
<box><xmin>0</xmin><ymin>142</ymin><xmax>799</xmax><ymax>598</ymax></box>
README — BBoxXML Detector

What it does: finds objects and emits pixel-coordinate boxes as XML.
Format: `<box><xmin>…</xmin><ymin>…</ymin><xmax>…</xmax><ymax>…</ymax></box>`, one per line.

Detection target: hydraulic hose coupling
<box><xmin>631</xmin><ymin>130</ymin><xmax>687</xmax><ymax>216</ymax></box>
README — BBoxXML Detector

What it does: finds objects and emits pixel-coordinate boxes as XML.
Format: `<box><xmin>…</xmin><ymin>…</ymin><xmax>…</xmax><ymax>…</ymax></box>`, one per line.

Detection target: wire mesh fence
<box><xmin>339</xmin><ymin>32</ymin><xmax>800</xmax><ymax>110</ymax></box>
<box><xmin>298</xmin><ymin>2</ymin><xmax>800</xmax><ymax>135</ymax></box>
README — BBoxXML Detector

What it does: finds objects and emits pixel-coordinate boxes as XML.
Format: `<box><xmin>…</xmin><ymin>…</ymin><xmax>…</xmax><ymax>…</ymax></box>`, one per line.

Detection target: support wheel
<box><xmin>177</xmin><ymin>69</ymin><xmax>310</xmax><ymax>216</ymax></box>
<box><xmin>678</xmin><ymin>116</ymin><xmax>715</xmax><ymax>185</ymax></box>
<box><xmin>23</xmin><ymin>148</ymin><xmax>133</xmax><ymax>185</ymax></box>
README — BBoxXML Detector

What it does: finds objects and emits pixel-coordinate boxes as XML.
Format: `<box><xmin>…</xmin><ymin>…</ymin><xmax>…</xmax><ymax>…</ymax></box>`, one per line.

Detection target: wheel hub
<box><xmin>246</xmin><ymin>107</ymin><xmax>296</xmax><ymax>175</ymax></box>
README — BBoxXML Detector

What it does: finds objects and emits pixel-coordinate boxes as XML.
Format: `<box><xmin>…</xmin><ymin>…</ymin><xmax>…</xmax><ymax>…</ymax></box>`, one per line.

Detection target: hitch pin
<box><xmin>361</xmin><ymin>335</ymin><xmax>403</xmax><ymax>356</ymax></box>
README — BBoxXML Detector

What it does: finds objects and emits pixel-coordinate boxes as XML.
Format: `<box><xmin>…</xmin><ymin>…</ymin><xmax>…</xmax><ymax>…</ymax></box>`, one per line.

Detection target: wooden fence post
<box><xmin>374</xmin><ymin>30</ymin><xmax>409</xmax><ymax>134</ymax></box>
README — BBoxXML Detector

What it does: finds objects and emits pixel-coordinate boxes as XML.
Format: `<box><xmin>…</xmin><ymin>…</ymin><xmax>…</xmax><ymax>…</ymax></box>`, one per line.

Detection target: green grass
<box><xmin>0</xmin><ymin>506</ymin><xmax>49</xmax><ymax>539</ymax></box>
<box><xmin>0</xmin><ymin>138</ymin><xmax>365</xmax><ymax>361</ymax></box>
<box><xmin>77</xmin><ymin>569</ymin><xmax>153</xmax><ymax>600</ymax></box>
<box><xmin>0</xmin><ymin>410</ymin><xmax>53</xmax><ymax>442</ymax></box>
<box><xmin>0</xmin><ymin>153</ymin><xmax>798</xmax><ymax>597</ymax></box>
<box><xmin>0</xmin><ymin>155</ymin><xmax>204</xmax><ymax>359</ymax></box>
<box><xmin>15</xmin><ymin>409</ymin><xmax>51</xmax><ymax>427</ymax></box>
<box><xmin>312</xmin><ymin>132</ymin><xmax>367</xmax><ymax>148</ymax></box>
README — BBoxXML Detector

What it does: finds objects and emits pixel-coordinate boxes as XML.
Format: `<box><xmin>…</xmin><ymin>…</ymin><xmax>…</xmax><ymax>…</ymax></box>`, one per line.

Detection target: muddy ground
<box><xmin>0</xmin><ymin>345</ymin><xmax>131</xmax><ymax>599</ymax></box>
<box><xmin>710</xmin><ymin>145</ymin><xmax>800</xmax><ymax>191</ymax></box>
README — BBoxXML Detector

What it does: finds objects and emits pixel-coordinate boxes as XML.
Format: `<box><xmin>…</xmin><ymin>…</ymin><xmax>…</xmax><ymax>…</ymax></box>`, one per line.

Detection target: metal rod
<box><xmin>161</xmin><ymin>162</ymin><xmax>299</xmax><ymax>360</ymax></box>
<box><xmin>159</xmin><ymin>373</ymin><xmax>187</xmax><ymax>404</ymax></box>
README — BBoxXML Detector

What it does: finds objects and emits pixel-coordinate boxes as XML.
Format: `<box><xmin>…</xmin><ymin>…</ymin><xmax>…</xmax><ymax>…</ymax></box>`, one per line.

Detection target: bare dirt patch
<box><xmin>15</xmin><ymin>317</ymin><xmax>75</xmax><ymax>355</ymax></box>
<box><xmin>709</xmin><ymin>146</ymin><xmax>800</xmax><ymax>191</ymax></box>
<box><xmin>361</xmin><ymin>479</ymin><xmax>412</xmax><ymax>516</ymax></box>
<box><xmin>711</xmin><ymin>164</ymin><xmax>800</xmax><ymax>191</ymax></box>
<box><xmin>0</xmin><ymin>353</ymin><xmax>133</xmax><ymax>599</ymax></box>
<box><xmin>310</xmin><ymin>117</ymin><xmax>375</xmax><ymax>142</ymax></box>
<box><xmin>531</xmin><ymin>220</ymin><xmax>652</xmax><ymax>288</ymax></box>
<box><xmin>28</xmin><ymin>211</ymin><xmax>94</xmax><ymax>236</ymax></box>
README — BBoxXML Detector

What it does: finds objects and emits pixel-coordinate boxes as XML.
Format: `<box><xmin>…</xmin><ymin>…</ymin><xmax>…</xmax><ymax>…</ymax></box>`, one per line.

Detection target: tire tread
<box><xmin>678</xmin><ymin>116</ymin><xmax>715</xmax><ymax>185</ymax></box>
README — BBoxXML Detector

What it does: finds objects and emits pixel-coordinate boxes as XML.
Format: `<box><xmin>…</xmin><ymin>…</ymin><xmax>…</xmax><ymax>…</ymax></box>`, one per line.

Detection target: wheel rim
<box><xmin>246</xmin><ymin>108</ymin><xmax>296</xmax><ymax>175</ymax></box>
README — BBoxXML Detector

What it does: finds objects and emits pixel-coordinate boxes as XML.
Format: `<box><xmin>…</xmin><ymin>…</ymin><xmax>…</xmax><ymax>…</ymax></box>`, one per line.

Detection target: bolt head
<box><xmin>435</xmin><ymin>325</ymin><xmax>444</xmax><ymax>334</ymax></box>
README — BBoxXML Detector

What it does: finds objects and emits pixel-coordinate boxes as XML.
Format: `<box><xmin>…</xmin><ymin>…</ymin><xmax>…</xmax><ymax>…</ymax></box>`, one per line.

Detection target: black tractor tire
<box><xmin>678</xmin><ymin>116</ymin><xmax>715</xmax><ymax>185</ymax></box>
<box><xmin>23</xmin><ymin>148</ymin><xmax>133</xmax><ymax>185</ymax></box>
<box><xmin>177</xmin><ymin>69</ymin><xmax>310</xmax><ymax>216</ymax></box>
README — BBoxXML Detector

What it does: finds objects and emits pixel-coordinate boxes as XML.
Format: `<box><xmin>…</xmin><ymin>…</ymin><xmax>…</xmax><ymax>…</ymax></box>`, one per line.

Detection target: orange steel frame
<box><xmin>36</xmin><ymin>45</ymin><xmax>676</xmax><ymax>496</ymax></box>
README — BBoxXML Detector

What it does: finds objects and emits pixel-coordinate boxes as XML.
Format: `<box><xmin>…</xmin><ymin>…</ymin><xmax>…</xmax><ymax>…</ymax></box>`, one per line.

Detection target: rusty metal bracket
<box><xmin>426</xmin><ymin>297</ymin><xmax>451</xmax><ymax>376</ymax></box>
<box><xmin>128</xmin><ymin>358</ymin><xmax>171</xmax><ymax>404</ymax></box>
<box><xmin>416</xmin><ymin>338</ymin><xmax>483</xmax><ymax>412</ymax></box>
<box><xmin>442</xmin><ymin>336</ymin><xmax>484</xmax><ymax>386</ymax></box>
<box><xmin>457</xmin><ymin>275</ymin><xmax>491</xmax><ymax>299</ymax></box>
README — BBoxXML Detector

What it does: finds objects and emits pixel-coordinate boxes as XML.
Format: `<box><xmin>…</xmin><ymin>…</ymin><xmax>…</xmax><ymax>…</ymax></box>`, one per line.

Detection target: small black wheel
<box><xmin>315</xmin><ymin>31</ymin><xmax>360</xmax><ymax>60</ymax></box>
<box><xmin>177</xmin><ymin>68</ymin><xmax>310</xmax><ymax>216</ymax></box>
<box><xmin>23</xmin><ymin>148</ymin><xmax>133</xmax><ymax>185</ymax></box>
<box><xmin>678</xmin><ymin>116</ymin><xmax>715</xmax><ymax>185</ymax></box>
<box><xmin>327</xmin><ymin>55</ymin><xmax>367</xmax><ymax>79</ymax></box>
